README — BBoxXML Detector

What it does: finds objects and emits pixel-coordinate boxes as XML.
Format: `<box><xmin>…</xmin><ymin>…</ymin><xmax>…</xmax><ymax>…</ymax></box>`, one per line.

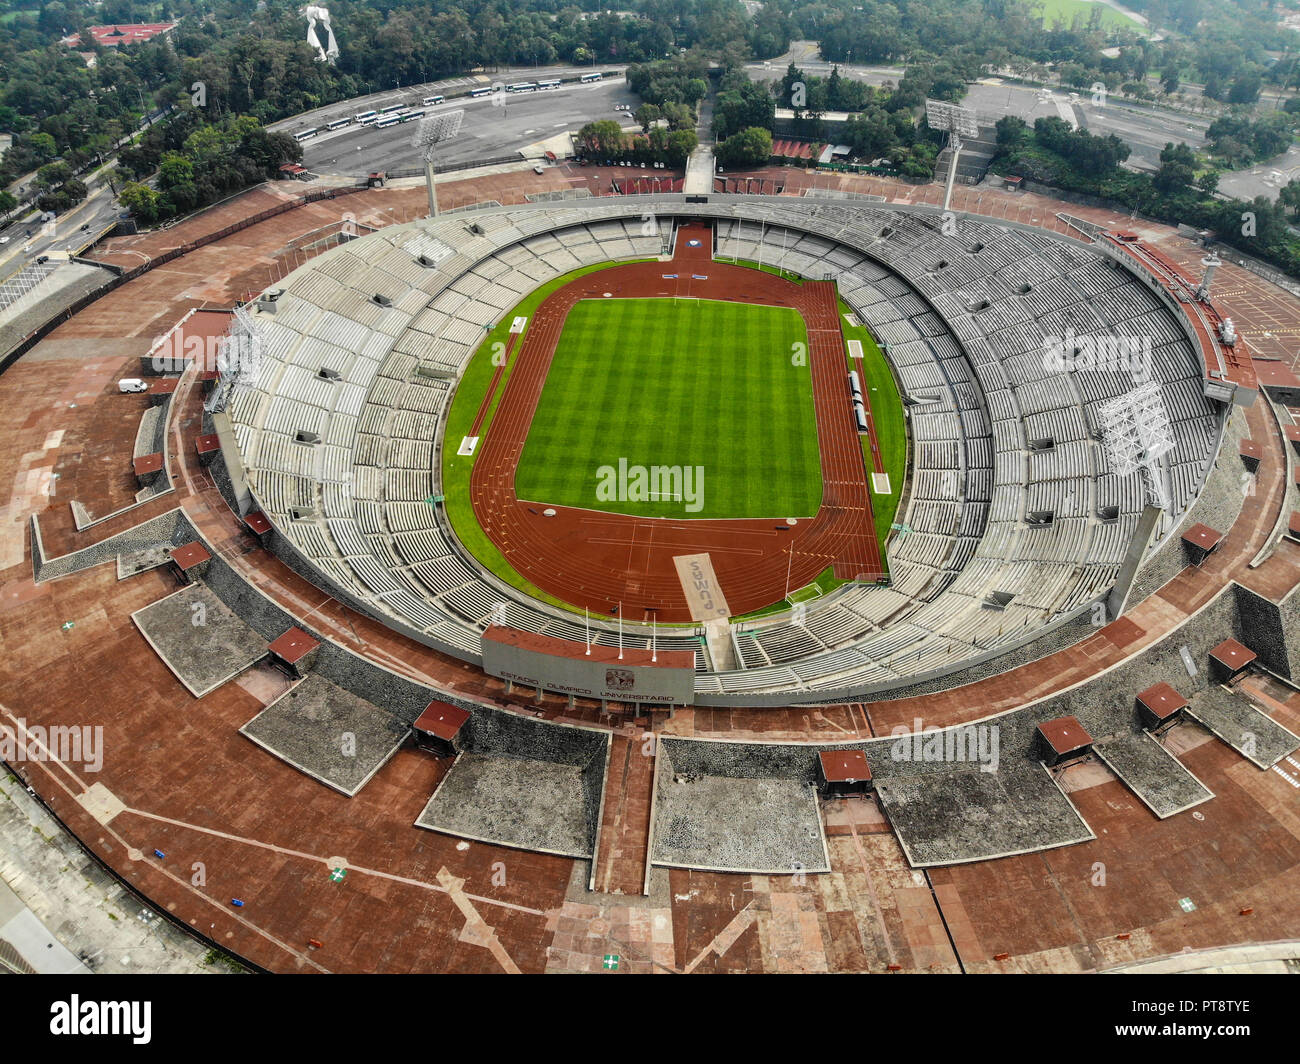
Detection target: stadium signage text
<box><xmin>493</xmin><ymin>668</ymin><xmax>679</xmax><ymax>704</ymax></box>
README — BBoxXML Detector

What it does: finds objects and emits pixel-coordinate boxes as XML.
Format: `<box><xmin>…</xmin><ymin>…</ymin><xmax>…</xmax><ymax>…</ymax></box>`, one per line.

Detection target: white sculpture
<box><xmin>301</xmin><ymin>5</ymin><xmax>340</xmax><ymax>64</ymax></box>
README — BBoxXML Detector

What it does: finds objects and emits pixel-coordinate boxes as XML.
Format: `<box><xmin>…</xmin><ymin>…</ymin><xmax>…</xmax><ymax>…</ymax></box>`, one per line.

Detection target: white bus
<box><xmin>376</xmin><ymin>116</ymin><xmax>400</xmax><ymax>129</ymax></box>
<box><xmin>353</xmin><ymin>109</ymin><xmax>378</xmax><ymax>123</ymax></box>
<box><xmin>293</xmin><ymin>128</ymin><xmax>319</xmax><ymax>141</ymax></box>
<box><xmin>580</xmin><ymin>72</ymin><xmax>602</xmax><ymax>83</ymax></box>
<box><xmin>422</xmin><ymin>94</ymin><xmax>444</xmax><ymax>106</ymax></box>
<box><xmin>537</xmin><ymin>79</ymin><xmax>560</xmax><ymax>90</ymax></box>
<box><xmin>507</xmin><ymin>82</ymin><xmax>537</xmax><ymax>93</ymax></box>
<box><xmin>326</xmin><ymin>118</ymin><xmax>351</xmax><ymax>130</ymax></box>
<box><xmin>357</xmin><ymin>113</ymin><xmax>379</xmax><ymax>125</ymax></box>
<box><xmin>379</xmin><ymin>103</ymin><xmax>405</xmax><ymax>114</ymax></box>
<box><xmin>469</xmin><ymin>86</ymin><xmax>493</xmax><ymax>98</ymax></box>
<box><xmin>399</xmin><ymin>109</ymin><xmax>424</xmax><ymax>122</ymax></box>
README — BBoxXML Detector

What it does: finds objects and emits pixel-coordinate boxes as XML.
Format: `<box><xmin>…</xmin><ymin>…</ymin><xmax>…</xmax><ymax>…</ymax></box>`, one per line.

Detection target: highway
<box><xmin>288</xmin><ymin>72</ymin><xmax>642</xmax><ymax>177</ymax></box>
<box><xmin>0</xmin><ymin>176</ymin><xmax>125</xmax><ymax>279</ymax></box>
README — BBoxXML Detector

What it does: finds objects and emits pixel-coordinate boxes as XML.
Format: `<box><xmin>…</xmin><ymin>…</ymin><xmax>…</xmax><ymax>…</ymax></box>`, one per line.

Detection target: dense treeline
<box><xmin>783</xmin><ymin>0</ymin><xmax>1298</xmax><ymax>106</ymax></box>
<box><xmin>0</xmin><ymin>0</ymin><xmax>789</xmax><ymax>214</ymax></box>
<box><xmin>114</xmin><ymin>112</ymin><xmax>302</xmax><ymax>222</ymax></box>
<box><xmin>4</xmin><ymin>0</ymin><xmax>1300</xmax><ymax>227</ymax></box>
<box><xmin>574</xmin><ymin>117</ymin><xmax>698</xmax><ymax>166</ymax></box>
<box><xmin>992</xmin><ymin>115</ymin><xmax>1300</xmax><ymax>279</ymax></box>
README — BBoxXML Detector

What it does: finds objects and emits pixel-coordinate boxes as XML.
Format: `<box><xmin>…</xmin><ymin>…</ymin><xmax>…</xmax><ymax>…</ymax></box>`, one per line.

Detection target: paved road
<box><xmin>0</xmin><ymin>180</ymin><xmax>124</xmax><ymax>277</ymax></box>
<box><xmin>962</xmin><ymin>82</ymin><xmax>1209</xmax><ymax>171</ymax></box>
<box><xmin>300</xmin><ymin>77</ymin><xmax>642</xmax><ymax>177</ymax></box>
<box><xmin>1218</xmin><ymin>143</ymin><xmax>1300</xmax><ymax>202</ymax></box>
<box><xmin>746</xmin><ymin>41</ymin><xmax>1213</xmax><ymax>175</ymax></box>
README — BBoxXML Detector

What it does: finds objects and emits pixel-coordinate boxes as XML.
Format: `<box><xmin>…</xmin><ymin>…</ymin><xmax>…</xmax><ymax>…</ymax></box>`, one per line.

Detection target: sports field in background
<box><xmin>1036</xmin><ymin>0</ymin><xmax>1145</xmax><ymax>33</ymax></box>
<box><xmin>515</xmin><ymin>297</ymin><xmax>822</xmax><ymax>520</ymax></box>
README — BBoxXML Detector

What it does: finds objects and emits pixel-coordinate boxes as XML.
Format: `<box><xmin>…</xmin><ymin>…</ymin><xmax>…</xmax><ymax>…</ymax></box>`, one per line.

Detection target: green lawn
<box><xmin>840</xmin><ymin>299</ymin><xmax>906</xmax><ymax>540</ymax></box>
<box><xmin>443</xmin><ymin>262</ymin><xmax>909</xmax><ymax>621</ymax></box>
<box><xmin>441</xmin><ymin>259</ymin><xmax>641</xmax><ymax>612</ymax></box>
<box><xmin>1035</xmin><ymin>0</ymin><xmax>1146</xmax><ymax>33</ymax></box>
<box><xmin>731</xmin><ymin>305</ymin><xmax>906</xmax><ymax>622</ymax></box>
<box><xmin>514</xmin><ymin>297</ymin><xmax>821</xmax><ymax>520</ymax></box>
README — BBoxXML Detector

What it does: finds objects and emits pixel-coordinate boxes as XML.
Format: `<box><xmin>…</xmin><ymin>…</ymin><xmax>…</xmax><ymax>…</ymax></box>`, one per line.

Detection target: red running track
<box><xmin>467</xmin><ymin>222</ymin><xmax>883</xmax><ymax>623</ymax></box>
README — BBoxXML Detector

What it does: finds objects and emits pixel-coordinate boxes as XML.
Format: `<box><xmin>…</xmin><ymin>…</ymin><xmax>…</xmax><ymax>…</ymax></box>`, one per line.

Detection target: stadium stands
<box><xmin>217</xmin><ymin>197</ymin><xmax>1222</xmax><ymax>704</ymax></box>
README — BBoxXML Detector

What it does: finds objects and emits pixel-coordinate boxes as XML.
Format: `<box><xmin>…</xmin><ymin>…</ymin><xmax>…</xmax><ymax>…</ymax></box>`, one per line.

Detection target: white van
<box><xmin>118</xmin><ymin>378</ymin><xmax>148</xmax><ymax>393</ymax></box>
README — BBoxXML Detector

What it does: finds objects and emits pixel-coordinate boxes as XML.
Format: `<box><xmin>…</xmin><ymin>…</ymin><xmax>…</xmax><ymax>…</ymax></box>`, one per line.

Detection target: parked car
<box><xmin>118</xmin><ymin>378</ymin><xmax>148</xmax><ymax>393</ymax></box>
<box><xmin>533</xmin><ymin>164</ymin><xmax>545</xmax><ymax>175</ymax></box>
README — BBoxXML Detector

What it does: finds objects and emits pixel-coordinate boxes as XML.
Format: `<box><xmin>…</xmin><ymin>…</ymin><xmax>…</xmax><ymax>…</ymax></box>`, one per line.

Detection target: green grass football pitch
<box><xmin>514</xmin><ymin>297</ymin><xmax>822</xmax><ymax>520</ymax></box>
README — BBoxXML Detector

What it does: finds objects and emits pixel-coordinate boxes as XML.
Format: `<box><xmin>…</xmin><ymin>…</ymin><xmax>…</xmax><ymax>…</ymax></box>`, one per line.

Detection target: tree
<box><xmin>995</xmin><ymin>115</ymin><xmax>1030</xmax><ymax>150</ymax></box>
<box><xmin>1154</xmin><ymin>141</ymin><xmax>1197</xmax><ymax>195</ymax></box>
<box><xmin>665</xmin><ymin>129</ymin><xmax>698</xmax><ymax>166</ymax></box>
<box><xmin>1228</xmin><ymin>71</ymin><xmax>1263</xmax><ymax>106</ymax></box>
<box><xmin>716</xmin><ymin>126</ymin><xmax>772</xmax><ymax>168</ymax></box>
<box><xmin>1280</xmin><ymin>179</ymin><xmax>1300</xmax><ymax>217</ymax></box>
<box><xmin>576</xmin><ymin>119</ymin><xmax>627</xmax><ymax>158</ymax></box>
<box><xmin>635</xmin><ymin>103</ymin><xmax>662</xmax><ymax>133</ymax></box>
<box><xmin>661</xmin><ymin>102</ymin><xmax>694</xmax><ymax>131</ymax></box>
<box><xmin>119</xmin><ymin>181</ymin><xmax>162</xmax><ymax>224</ymax></box>
<box><xmin>158</xmin><ymin>152</ymin><xmax>195</xmax><ymax>190</ymax></box>
<box><xmin>1161</xmin><ymin>69</ymin><xmax>1180</xmax><ymax>95</ymax></box>
<box><xmin>27</xmin><ymin>132</ymin><xmax>58</xmax><ymax>165</ymax></box>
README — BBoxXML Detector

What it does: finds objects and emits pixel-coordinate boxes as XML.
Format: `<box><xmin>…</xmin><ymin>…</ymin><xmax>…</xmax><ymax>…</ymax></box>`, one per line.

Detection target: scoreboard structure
<box><xmin>481</xmin><ymin>625</ymin><xmax>696</xmax><ymax>708</ymax></box>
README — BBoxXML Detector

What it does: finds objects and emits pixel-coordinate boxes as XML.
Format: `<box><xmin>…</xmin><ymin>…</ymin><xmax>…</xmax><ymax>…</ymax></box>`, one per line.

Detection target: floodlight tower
<box><xmin>206</xmin><ymin>306</ymin><xmax>266</xmax><ymax>414</ymax></box>
<box><xmin>926</xmin><ymin>99</ymin><xmax>979</xmax><ymax>213</ymax></box>
<box><xmin>1097</xmin><ymin>382</ymin><xmax>1176</xmax><ymax>510</ymax></box>
<box><xmin>411</xmin><ymin>110</ymin><xmax>465</xmax><ymax>218</ymax></box>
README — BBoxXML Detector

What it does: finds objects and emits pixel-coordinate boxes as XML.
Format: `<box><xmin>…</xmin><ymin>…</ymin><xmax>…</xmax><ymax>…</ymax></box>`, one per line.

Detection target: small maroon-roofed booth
<box><xmin>1209</xmin><ymin>638</ymin><xmax>1256</xmax><ymax>683</ymax></box>
<box><xmin>268</xmin><ymin>627</ymin><xmax>320</xmax><ymax>678</ymax></box>
<box><xmin>147</xmin><ymin>377</ymin><xmax>178</xmax><ymax>406</ymax></box>
<box><xmin>1036</xmin><ymin>716</ymin><xmax>1093</xmax><ymax>767</ymax></box>
<box><xmin>1238</xmin><ymin>438</ymin><xmax>1261</xmax><ymax>473</ymax></box>
<box><xmin>1136</xmin><ymin>681</ymin><xmax>1188</xmax><ymax>732</ymax></box>
<box><xmin>817</xmin><ymin>749</ymin><xmax>872</xmax><ymax>798</ymax></box>
<box><xmin>1181</xmin><ymin>522</ymin><xmax>1223</xmax><ymax>564</ymax></box>
<box><xmin>194</xmin><ymin>433</ymin><xmax>221</xmax><ymax>466</ymax></box>
<box><xmin>168</xmin><ymin>541</ymin><xmax>211</xmax><ymax>583</ymax></box>
<box><xmin>368</xmin><ymin>171</ymin><xmax>386</xmax><ymax>188</ymax></box>
<box><xmin>133</xmin><ymin>452</ymin><xmax>164</xmax><ymax>485</ymax></box>
<box><xmin>412</xmin><ymin>700</ymin><xmax>471</xmax><ymax>757</ymax></box>
<box><xmin>245</xmin><ymin>511</ymin><xmax>272</xmax><ymax>539</ymax></box>
<box><xmin>1284</xmin><ymin>424</ymin><xmax>1300</xmax><ymax>457</ymax></box>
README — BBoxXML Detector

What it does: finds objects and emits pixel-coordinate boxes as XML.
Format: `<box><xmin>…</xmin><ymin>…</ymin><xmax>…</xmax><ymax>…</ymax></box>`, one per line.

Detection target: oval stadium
<box><xmin>3</xmin><ymin>162</ymin><xmax>1300</xmax><ymax>978</ymax></box>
